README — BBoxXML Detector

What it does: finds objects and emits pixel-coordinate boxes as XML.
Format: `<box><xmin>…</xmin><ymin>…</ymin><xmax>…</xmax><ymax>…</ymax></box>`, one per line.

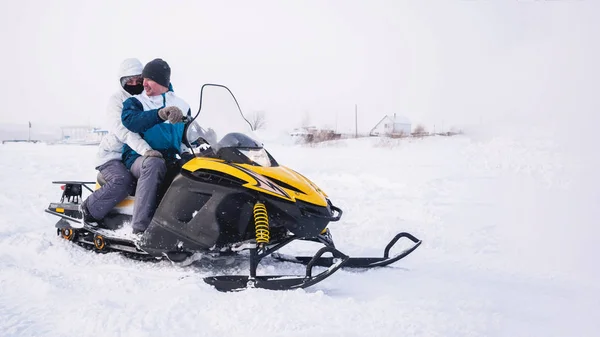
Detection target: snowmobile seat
<box><xmin>96</xmin><ymin>172</ymin><xmax>136</xmax><ymax>196</ymax></box>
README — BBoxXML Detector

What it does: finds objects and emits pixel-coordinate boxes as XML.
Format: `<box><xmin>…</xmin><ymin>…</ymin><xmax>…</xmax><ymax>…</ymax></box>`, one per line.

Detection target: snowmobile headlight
<box><xmin>239</xmin><ymin>148</ymin><xmax>271</xmax><ymax>167</ymax></box>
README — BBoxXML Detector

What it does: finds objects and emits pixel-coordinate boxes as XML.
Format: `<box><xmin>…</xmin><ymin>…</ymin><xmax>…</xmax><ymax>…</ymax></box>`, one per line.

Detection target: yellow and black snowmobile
<box><xmin>45</xmin><ymin>84</ymin><xmax>422</xmax><ymax>291</ymax></box>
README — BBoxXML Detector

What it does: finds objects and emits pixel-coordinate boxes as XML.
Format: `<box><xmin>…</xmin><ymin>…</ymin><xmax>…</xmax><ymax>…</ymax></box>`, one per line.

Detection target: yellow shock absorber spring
<box><xmin>253</xmin><ymin>202</ymin><xmax>270</xmax><ymax>245</ymax></box>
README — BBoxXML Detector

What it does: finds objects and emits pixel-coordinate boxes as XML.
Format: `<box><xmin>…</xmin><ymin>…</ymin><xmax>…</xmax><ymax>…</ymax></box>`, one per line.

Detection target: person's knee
<box><xmin>112</xmin><ymin>172</ymin><xmax>135</xmax><ymax>188</ymax></box>
<box><xmin>142</xmin><ymin>157</ymin><xmax>167</xmax><ymax>178</ymax></box>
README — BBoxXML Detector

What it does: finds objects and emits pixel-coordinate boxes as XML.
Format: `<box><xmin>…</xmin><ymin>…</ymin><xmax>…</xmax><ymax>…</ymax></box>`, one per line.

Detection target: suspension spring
<box><xmin>253</xmin><ymin>202</ymin><xmax>270</xmax><ymax>245</ymax></box>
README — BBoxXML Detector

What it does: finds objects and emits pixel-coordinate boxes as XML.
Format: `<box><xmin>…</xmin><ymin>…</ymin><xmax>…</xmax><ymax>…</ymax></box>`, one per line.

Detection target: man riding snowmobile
<box><xmin>120</xmin><ymin>58</ymin><xmax>192</xmax><ymax>235</ymax></box>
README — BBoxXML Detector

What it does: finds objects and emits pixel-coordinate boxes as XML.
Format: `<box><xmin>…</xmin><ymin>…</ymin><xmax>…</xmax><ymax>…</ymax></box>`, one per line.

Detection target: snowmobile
<box><xmin>45</xmin><ymin>84</ymin><xmax>422</xmax><ymax>291</ymax></box>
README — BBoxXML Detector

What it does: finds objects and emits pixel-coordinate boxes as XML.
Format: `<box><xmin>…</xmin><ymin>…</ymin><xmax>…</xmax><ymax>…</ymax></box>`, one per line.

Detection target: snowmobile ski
<box><xmin>272</xmin><ymin>232</ymin><xmax>422</xmax><ymax>269</ymax></box>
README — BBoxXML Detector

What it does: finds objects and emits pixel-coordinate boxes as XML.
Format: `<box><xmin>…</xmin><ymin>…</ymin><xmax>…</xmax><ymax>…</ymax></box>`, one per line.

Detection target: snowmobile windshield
<box><xmin>187</xmin><ymin>84</ymin><xmax>274</xmax><ymax>166</ymax></box>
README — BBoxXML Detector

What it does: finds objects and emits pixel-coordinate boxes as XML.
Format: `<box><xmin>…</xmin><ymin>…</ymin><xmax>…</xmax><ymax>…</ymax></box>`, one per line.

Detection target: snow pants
<box><xmin>129</xmin><ymin>156</ymin><xmax>167</xmax><ymax>233</ymax></box>
<box><xmin>85</xmin><ymin>159</ymin><xmax>135</xmax><ymax>220</ymax></box>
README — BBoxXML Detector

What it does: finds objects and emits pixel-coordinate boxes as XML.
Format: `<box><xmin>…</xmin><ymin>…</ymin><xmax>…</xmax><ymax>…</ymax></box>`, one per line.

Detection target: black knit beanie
<box><xmin>142</xmin><ymin>58</ymin><xmax>171</xmax><ymax>88</ymax></box>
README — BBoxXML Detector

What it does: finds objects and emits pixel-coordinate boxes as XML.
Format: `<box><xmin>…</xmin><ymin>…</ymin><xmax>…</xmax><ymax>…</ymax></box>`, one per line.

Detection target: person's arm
<box><xmin>121</xmin><ymin>97</ymin><xmax>163</xmax><ymax>133</ymax></box>
<box><xmin>106</xmin><ymin>95</ymin><xmax>152</xmax><ymax>155</ymax></box>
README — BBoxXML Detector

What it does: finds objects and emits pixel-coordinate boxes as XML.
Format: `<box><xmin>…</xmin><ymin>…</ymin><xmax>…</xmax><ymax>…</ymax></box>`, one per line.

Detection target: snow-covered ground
<box><xmin>0</xmin><ymin>132</ymin><xmax>598</xmax><ymax>337</ymax></box>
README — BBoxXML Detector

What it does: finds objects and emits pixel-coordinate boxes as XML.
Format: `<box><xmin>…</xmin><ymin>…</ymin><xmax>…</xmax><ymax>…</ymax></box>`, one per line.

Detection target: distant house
<box><xmin>290</xmin><ymin>126</ymin><xmax>317</xmax><ymax>138</ymax></box>
<box><xmin>91</xmin><ymin>128</ymin><xmax>109</xmax><ymax>138</ymax></box>
<box><xmin>290</xmin><ymin>126</ymin><xmax>340</xmax><ymax>143</ymax></box>
<box><xmin>59</xmin><ymin>126</ymin><xmax>107</xmax><ymax>145</ymax></box>
<box><xmin>369</xmin><ymin>114</ymin><xmax>411</xmax><ymax>137</ymax></box>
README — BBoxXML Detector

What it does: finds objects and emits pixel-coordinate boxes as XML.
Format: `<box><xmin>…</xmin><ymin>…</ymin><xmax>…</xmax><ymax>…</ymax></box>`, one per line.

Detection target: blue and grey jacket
<box><xmin>121</xmin><ymin>89</ymin><xmax>191</xmax><ymax>169</ymax></box>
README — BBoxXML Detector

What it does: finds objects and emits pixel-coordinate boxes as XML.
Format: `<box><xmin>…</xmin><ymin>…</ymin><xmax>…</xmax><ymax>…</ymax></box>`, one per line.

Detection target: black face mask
<box><xmin>124</xmin><ymin>84</ymin><xmax>144</xmax><ymax>95</ymax></box>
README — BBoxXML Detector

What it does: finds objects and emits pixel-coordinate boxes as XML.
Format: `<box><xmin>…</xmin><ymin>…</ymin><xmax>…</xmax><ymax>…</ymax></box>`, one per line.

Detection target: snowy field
<box><xmin>0</xmin><ymin>132</ymin><xmax>598</xmax><ymax>337</ymax></box>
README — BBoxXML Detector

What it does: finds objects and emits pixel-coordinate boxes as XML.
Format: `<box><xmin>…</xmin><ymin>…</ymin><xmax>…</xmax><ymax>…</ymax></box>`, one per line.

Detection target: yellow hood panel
<box><xmin>182</xmin><ymin>158</ymin><xmax>328</xmax><ymax>207</ymax></box>
<box><xmin>239</xmin><ymin>164</ymin><xmax>328</xmax><ymax>207</ymax></box>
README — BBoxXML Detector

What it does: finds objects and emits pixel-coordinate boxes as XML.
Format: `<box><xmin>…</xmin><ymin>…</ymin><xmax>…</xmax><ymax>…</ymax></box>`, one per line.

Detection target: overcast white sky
<box><xmin>1</xmin><ymin>0</ymin><xmax>598</xmax><ymax>134</ymax></box>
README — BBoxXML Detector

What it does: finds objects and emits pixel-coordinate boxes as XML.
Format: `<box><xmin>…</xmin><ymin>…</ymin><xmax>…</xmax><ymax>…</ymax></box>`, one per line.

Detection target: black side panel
<box><xmin>139</xmin><ymin>170</ymin><xmax>337</xmax><ymax>256</ymax></box>
<box><xmin>140</xmin><ymin>173</ymin><xmax>253</xmax><ymax>255</ymax></box>
<box><xmin>265</xmin><ymin>198</ymin><xmax>333</xmax><ymax>238</ymax></box>
<box><xmin>215</xmin><ymin>194</ymin><xmax>254</xmax><ymax>245</ymax></box>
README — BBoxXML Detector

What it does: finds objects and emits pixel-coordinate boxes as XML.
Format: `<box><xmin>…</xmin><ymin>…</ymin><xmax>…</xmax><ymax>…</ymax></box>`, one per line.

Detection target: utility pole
<box><xmin>335</xmin><ymin>112</ymin><xmax>338</xmax><ymax>133</ymax></box>
<box><xmin>28</xmin><ymin>121</ymin><xmax>31</xmax><ymax>142</ymax></box>
<box><xmin>354</xmin><ymin>104</ymin><xmax>358</xmax><ymax>138</ymax></box>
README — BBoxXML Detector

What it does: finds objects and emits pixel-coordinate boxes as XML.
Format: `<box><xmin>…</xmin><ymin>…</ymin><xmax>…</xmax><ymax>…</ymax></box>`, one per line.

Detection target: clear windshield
<box><xmin>186</xmin><ymin>84</ymin><xmax>272</xmax><ymax>166</ymax></box>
